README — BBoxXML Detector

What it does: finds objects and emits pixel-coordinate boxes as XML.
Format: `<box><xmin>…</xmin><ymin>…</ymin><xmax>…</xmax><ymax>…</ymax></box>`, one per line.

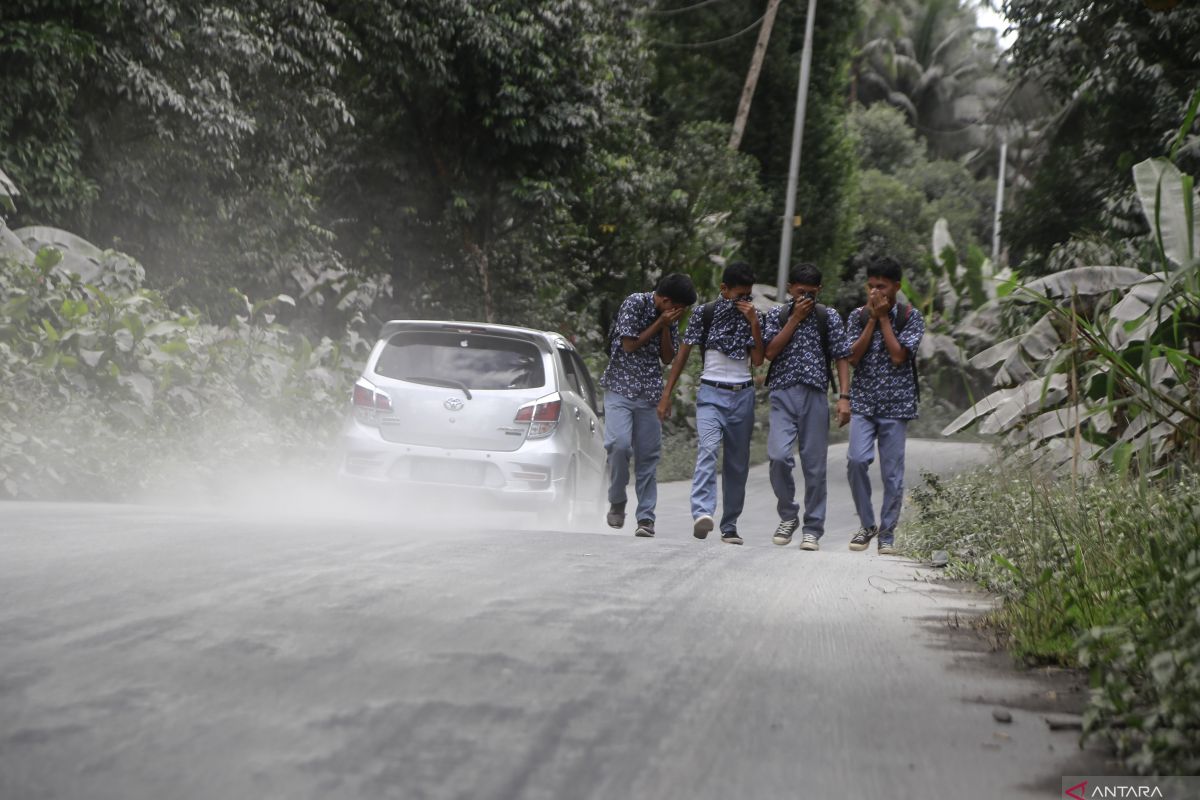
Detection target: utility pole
<box><xmin>729</xmin><ymin>0</ymin><xmax>784</xmax><ymax>151</ymax></box>
<box><xmin>992</xmin><ymin>133</ymin><xmax>1008</xmax><ymax>264</ymax></box>
<box><xmin>776</xmin><ymin>0</ymin><xmax>818</xmax><ymax>300</ymax></box>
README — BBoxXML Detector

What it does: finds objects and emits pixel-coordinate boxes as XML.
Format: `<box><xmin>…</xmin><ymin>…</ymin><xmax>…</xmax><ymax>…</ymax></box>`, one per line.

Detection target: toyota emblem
<box><xmin>444</xmin><ymin>397</ymin><xmax>464</xmax><ymax>411</ymax></box>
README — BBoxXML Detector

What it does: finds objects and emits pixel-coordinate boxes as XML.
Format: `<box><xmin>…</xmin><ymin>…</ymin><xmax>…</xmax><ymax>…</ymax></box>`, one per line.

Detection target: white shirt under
<box><xmin>701</xmin><ymin>348</ymin><xmax>752</xmax><ymax>384</ymax></box>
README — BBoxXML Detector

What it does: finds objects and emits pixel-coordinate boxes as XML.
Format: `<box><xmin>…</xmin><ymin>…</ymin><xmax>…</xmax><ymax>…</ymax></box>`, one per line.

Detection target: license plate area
<box><xmin>392</xmin><ymin>457</ymin><xmax>489</xmax><ymax>487</ymax></box>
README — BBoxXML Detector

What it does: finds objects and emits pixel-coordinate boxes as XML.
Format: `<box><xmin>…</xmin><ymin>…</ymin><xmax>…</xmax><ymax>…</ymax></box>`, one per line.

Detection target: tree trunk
<box><xmin>729</xmin><ymin>0</ymin><xmax>784</xmax><ymax>151</ymax></box>
<box><xmin>464</xmin><ymin>239</ymin><xmax>495</xmax><ymax>323</ymax></box>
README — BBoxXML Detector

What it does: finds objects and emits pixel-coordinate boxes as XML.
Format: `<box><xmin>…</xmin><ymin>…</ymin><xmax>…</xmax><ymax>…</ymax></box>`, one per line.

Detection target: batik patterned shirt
<box><xmin>845</xmin><ymin>304</ymin><xmax>925</xmax><ymax>419</ymax></box>
<box><xmin>682</xmin><ymin>298</ymin><xmax>762</xmax><ymax>359</ymax></box>
<box><xmin>600</xmin><ymin>292</ymin><xmax>679</xmax><ymax>403</ymax></box>
<box><xmin>763</xmin><ymin>303</ymin><xmax>849</xmax><ymax>393</ymax></box>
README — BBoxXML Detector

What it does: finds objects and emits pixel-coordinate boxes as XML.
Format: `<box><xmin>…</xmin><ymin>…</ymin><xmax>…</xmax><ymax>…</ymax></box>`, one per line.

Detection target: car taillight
<box><xmin>352</xmin><ymin>378</ymin><xmax>392</xmax><ymax>423</ymax></box>
<box><xmin>516</xmin><ymin>393</ymin><xmax>562</xmax><ymax>439</ymax></box>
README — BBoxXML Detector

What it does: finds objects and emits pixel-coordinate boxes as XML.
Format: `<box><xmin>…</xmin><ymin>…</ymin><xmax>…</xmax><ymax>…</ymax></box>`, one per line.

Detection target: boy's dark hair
<box><xmin>655</xmin><ymin>272</ymin><xmax>698</xmax><ymax>306</ymax></box>
<box><xmin>722</xmin><ymin>261</ymin><xmax>756</xmax><ymax>289</ymax></box>
<box><xmin>866</xmin><ymin>255</ymin><xmax>903</xmax><ymax>283</ymax></box>
<box><xmin>788</xmin><ymin>262</ymin><xmax>823</xmax><ymax>287</ymax></box>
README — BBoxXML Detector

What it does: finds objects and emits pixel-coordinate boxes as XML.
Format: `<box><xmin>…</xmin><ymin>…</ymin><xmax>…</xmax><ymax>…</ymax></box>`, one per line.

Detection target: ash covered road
<box><xmin>0</xmin><ymin>440</ymin><xmax>1100</xmax><ymax>800</ymax></box>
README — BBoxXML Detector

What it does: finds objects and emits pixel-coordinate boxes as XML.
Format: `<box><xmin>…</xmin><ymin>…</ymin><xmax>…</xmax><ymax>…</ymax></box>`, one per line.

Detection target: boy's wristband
<box><xmin>838</xmin><ymin>393</ymin><xmax>850</xmax><ymax>400</ymax></box>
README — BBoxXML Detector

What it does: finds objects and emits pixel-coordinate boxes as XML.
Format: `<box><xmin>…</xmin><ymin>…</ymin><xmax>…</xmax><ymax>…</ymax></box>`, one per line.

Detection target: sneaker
<box><xmin>800</xmin><ymin>533</ymin><xmax>820</xmax><ymax>551</ymax></box>
<box><xmin>606</xmin><ymin>502</ymin><xmax>626</xmax><ymax>529</ymax></box>
<box><xmin>848</xmin><ymin>527</ymin><xmax>877</xmax><ymax>551</ymax></box>
<box><xmin>721</xmin><ymin>530</ymin><xmax>744</xmax><ymax>545</ymax></box>
<box><xmin>693</xmin><ymin>514</ymin><xmax>715</xmax><ymax>540</ymax></box>
<box><xmin>877</xmin><ymin>533</ymin><xmax>897</xmax><ymax>555</ymax></box>
<box><xmin>634</xmin><ymin>520</ymin><xmax>655</xmax><ymax>538</ymax></box>
<box><xmin>772</xmin><ymin>517</ymin><xmax>800</xmax><ymax>546</ymax></box>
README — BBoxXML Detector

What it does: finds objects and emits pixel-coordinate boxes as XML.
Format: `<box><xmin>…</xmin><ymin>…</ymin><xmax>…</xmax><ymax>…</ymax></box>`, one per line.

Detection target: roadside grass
<box><xmin>899</xmin><ymin>464</ymin><xmax>1200</xmax><ymax>775</ymax></box>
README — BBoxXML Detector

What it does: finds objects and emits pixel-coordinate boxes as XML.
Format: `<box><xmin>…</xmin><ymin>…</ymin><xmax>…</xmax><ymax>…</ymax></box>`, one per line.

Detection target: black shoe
<box><xmin>607</xmin><ymin>502</ymin><xmax>626</xmax><ymax>529</ymax></box>
<box><xmin>721</xmin><ymin>530</ymin><xmax>744</xmax><ymax>545</ymax></box>
<box><xmin>849</xmin><ymin>526</ymin><xmax>877</xmax><ymax>551</ymax></box>
<box><xmin>634</xmin><ymin>520</ymin><xmax>655</xmax><ymax>538</ymax></box>
<box><xmin>877</xmin><ymin>532</ymin><xmax>897</xmax><ymax>555</ymax></box>
<box><xmin>772</xmin><ymin>517</ymin><xmax>800</xmax><ymax>546</ymax></box>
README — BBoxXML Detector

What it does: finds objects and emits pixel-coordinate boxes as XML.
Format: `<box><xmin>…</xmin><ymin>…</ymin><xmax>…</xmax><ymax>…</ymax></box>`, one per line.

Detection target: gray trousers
<box><xmin>767</xmin><ymin>384</ymin><xmax>829</xmax><ymax>537</ymax></box>
<box><xmin>603</xmin><ymin>392</ymin><xmax>662</xmax><ymax>523</ymax></box>
<box><xmin>690</xmin><ymin>383</ymin><xmax>755</xmax><ymax>534</ymax></box>
<box><xmin>846</xmin><ymin>414</ymin><xmax>908</xmax><ymax>534</ymax></box>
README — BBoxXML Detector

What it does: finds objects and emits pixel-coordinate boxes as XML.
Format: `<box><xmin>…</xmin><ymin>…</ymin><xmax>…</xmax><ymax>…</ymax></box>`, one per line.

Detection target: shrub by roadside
<box><xmin>901</xmin><ymin>465</ymin><xmax>1200</xmax><ymax>775</ymax></box>
<box><xmin>0</xmin><ymin>247</ymin><xmax>368</xmax><ymax>501</ymax></box>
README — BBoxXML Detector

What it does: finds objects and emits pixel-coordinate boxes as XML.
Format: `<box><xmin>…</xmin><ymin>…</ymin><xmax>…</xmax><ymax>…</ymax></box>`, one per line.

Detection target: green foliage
<box><xmin>645</xmin><ymin>0</ymin><xmax>861</xmax><ymax>285</ymax></box>
<box><xmin>1003</xmin><ymin>0</ymin><xmax>1200</xmax><ymax>274</ymax></box>
<box><xmin>0</xmin><ymin>0</ymin><xmax>352</xmax><ymax>310</ymax></box>
<box><xmin>853</xmin><ymin>0</ymin><xmax>1006</xmax><ymax>160</ymax></box>
<box><xmin>903</xmin><ymin>465</ymin><xmax>1200</xmax><ymax>775</ymax></box>
<box><xmin>578</xmin><ymin>120</ymin><xmax>771</xmax><ymax>331</ymax></box>
<box><xmin>849</xmin><ymin>102</ymin><xmax>926</xmax><ymax>174</ymax></box>
<box><xmin>946</xmin><ymin>156</ymin><xmax>1200</xmax><ymax>471</ymax></box>
<box><xmin>851</xmin><ymin>168</ymin><xmax>927</xmax><ymax>267</ymax></box>
<box><xmin>0</xmin><ymin>243</ymin><xmax>368</xmax><ymax>500</ymax></box>
<box><xmin>324</xmin><ymin>0</ymin><xmax>648</xmax><ymax>324</ymax></box>
<box><xmin>842</xmin><ymin>103</ymin><xmax>996</xmax><ymax>312</ymax></box>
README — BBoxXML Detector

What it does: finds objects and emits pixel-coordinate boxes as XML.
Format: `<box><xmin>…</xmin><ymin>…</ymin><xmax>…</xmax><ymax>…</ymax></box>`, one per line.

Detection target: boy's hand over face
<box><xmin>869</xmin><ymin>291</ymin><xmax>891</xmax><ymax>319</ymax></box>
<box><xmin>660</xmin><ymin>306</ymin><xmax>685</xmax><ymax>326</ymax></box>
<box><xmin>790</xmin><ymin>296</ymin><xmax>814</xmax><ymax>322</ymax></box>
<box><xmin>735</xmin><ymin>299</ymin><xmax>756</xmax><ymax>321</ymax></box>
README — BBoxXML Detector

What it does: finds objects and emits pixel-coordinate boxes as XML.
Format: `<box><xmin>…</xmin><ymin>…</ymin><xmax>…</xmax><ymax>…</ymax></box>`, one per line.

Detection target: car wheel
<box><xmin>539</xmin><ymin>463</ymin><xmax>578</xmax><ymax>530</ymax></box>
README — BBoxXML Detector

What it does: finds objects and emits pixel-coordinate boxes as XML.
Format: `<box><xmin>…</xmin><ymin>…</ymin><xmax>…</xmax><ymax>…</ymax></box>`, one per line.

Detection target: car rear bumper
<box><xmin>337</xmin><ymin>422</ymin><xmax>573</xmax><ymax>510</ymax></box>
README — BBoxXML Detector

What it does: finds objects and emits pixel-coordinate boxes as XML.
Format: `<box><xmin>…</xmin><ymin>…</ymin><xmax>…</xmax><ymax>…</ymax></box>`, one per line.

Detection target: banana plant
<box><xmin>0</xmin><ymin>166</ymin><xmax>18</xmax><ymax>215</ymax></box>
<box><xmin>942</xmin><ymin>144</ymin><xmax>1200</xmax><ymax>471</ymax></box>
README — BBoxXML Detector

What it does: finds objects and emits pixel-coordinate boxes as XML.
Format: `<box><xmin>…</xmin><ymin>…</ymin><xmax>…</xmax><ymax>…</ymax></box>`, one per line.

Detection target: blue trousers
<box><xmin>767</xmin><ymin>384</ymin><xmax>829</xmax><ymax>537</ymax></box>
<box><xmin>846</xmin><ymin>414</ymin><xmax>908</xmax><ymax>535</ymax></box>
<box><xmin>690</xmin><ymin>383</ymin><xmax>755</xmax><ymax>533</ymax></box>
<box><xmin>604</xmin><ymin>392</ymin><xmax>662</xmax><ymax>523</ymax></box>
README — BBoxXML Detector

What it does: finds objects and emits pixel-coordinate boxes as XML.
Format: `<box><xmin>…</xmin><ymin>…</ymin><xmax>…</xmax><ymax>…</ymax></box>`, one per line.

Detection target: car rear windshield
<box><xmin>374</xmin><ymin>331</ymin><xmax>546</xmax><ymax>390</ymax></box>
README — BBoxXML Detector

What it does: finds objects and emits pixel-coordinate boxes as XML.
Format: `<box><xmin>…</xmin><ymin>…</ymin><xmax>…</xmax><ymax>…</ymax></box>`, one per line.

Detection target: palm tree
<box><xmin>852</xmin><ymin>0</ymin><xmax>1005</xmax><ymax>160</ymax></box>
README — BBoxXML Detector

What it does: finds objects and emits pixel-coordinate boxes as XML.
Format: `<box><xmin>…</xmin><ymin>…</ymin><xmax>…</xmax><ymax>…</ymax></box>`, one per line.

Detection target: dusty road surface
<box><xmin>0</xmin><ymin>439</ymin><xmax>1102</xmax><ymax>800</ymax></box>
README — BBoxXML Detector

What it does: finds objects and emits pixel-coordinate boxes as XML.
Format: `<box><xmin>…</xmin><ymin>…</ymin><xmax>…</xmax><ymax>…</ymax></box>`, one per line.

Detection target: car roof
<box><xmin>376</xmin><ymin>320</ymin><xmax>572</xmax><ymax>351</ymax></box>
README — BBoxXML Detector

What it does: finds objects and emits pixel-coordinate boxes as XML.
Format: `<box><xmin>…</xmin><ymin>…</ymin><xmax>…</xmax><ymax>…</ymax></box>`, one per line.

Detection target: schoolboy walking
<box><xmin>658</xmin><ymin>263</ymin><xmax>764</xmax><ymax>545</ymax></box>
<box><xmin>762</xmin><ymin>263</ymin><xmax>851</xmax><ymax>551</ymax></box>
<box><xmin>843</xmin><ymin>256</ymin><xmax>925</xmax><ymax>555</ymax></box>
<box><xmin>600</xmin><ymin>273</ymin><xmax>698</xmax><ymax>538</ymax></box>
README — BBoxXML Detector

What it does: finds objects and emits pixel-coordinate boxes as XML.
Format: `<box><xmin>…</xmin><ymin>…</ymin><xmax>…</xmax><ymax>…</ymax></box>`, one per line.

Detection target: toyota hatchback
<box><xmin>338</xmin><ymin>320</ymin><xmax>607</xmax><ymax>528</ymax></box>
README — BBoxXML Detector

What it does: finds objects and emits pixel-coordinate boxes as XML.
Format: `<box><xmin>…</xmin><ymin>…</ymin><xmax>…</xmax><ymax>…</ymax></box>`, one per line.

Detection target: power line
<box><xmin>644</xmin><ymin>0</ymin><xmax>732</xmax><ymax>16</ymax></box>
<box><xmin>647</xmin><ymin>12</ymin><xmax>766</xmax><ymax>48</ymax></box>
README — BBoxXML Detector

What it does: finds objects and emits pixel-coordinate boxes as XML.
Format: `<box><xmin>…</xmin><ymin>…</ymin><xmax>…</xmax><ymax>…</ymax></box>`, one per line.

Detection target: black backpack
<box><xmin>855</xmin><ymin>302</ymin><xmax>920</xmax><ymax>401</ymax></box>
<box><xmin>764</xmin><ymin>301</ymin><xmax>834</xmax><ymax>388</ymax></box>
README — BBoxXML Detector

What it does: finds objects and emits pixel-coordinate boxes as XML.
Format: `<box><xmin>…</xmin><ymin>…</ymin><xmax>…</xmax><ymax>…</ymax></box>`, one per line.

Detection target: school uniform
<box><xmin>682</xmin><ymin>298</ymin><xmax>762</xmax><ymax>535</ymax></box>
<box><xmin>843</xmin><ymin>304</ymin><xmax>925</xmax><ymax>546</ymax></box>
<box><xmin>599</xmin><ymin>292</ymin><xmax>679</xmax><ymax>524</ymax></box>
<box><xmin>762</xmin><ymin>304</ymin><xmax>849</xmax><ymax>539</ymax></box>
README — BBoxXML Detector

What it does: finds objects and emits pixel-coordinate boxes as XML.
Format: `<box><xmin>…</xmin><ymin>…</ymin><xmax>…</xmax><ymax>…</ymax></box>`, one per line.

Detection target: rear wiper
<box><xmin>402</xmin><ymin>375</ymin><xmax>473</xmax><ymax>400</ymax></box>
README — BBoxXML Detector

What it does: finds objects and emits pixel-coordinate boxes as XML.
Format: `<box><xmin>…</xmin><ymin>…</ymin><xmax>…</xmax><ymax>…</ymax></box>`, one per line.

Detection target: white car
<box><xmin>339</xmin><ymin>320</ymin><xmax>607</xmax><ymax>527</ymax></box>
